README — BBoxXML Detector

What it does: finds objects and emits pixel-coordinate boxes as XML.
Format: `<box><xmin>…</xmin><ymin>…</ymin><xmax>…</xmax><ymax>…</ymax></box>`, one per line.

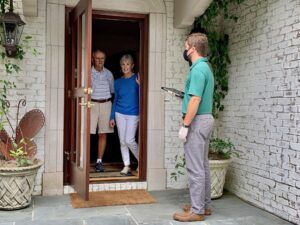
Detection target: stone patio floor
<box><xmin>0</xmin><ymin>189</ymin><xmax>294</xmax><ymax>225</ymax></box>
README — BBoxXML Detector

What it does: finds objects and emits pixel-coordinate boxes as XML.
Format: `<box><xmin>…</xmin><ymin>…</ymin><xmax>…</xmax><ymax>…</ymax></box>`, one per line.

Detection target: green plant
<box><xmin>0</xmin><ymin>0</ymin><xmax>38</xmax><ymax>130</ymax></box>
<box><xmin>0</xmin><ymin>2</ymin><xmax>40</xmax><ymax>166</ymax></box>
<box><xmin>171</xmin><ymin>154</ymin><xmax>185</xmax><ymax>181</ymax></box>
<box><xmin>0</xmin><ymin>0</ymin><xmax>9</xmax><ymax>14</ymax></box>
<box><xmin>209</xmin><ymin>137</ymin><xmax>238</xmax><ymax>160</ymax></box>
<box><xmin>0</xmin><ymin>99</ymin><xmax>45</xmax><ymax>167</ymax></box>
<box><xmin>193</xmin><ymin>0</ymin><xmax>245</xmax><ymax>117</ymax></box>
<box><xmin>0</xmin><ymin>36</ymin><xmax>38</xmax><ymax>125</ymax></box>
<box><xmin>171</xmin><ymin>137</ymin><xmax>238</xmax><ymax>181</ymax></box>
<box><xmin>9</xmin><ymin>138</ymin><xmax>33</xmax><ymax>167</ymax></box>
<box><xmin>0</xmin><ymin>37</ymin><xmax>38</xmax><ymax>154</ymax></box>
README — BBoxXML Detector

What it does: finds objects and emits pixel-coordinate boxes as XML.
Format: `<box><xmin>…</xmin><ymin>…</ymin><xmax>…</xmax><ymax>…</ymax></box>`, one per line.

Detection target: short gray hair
<box><xmin>93</xmin><ymin>49</ymin><xmax>106</xmax><ymax>57</ymax></box>
<box><xmin>120</xmin><ymin>54</ymin><xmax>134</xmax><ymax>65</ymax></box>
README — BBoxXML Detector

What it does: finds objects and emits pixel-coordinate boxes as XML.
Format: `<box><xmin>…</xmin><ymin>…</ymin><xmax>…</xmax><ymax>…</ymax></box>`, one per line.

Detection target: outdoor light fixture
<box><xmin>0</xmin><ymin>0</ymin><xmax>25</xmax><ymax>57</ymax></box>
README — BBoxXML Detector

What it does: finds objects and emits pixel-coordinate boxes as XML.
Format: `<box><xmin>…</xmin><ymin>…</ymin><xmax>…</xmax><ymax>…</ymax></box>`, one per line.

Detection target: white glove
<box><xmin>178</xmin><ymin>126</ymin><xmax>189</xmax><ymax>142</ymax></box>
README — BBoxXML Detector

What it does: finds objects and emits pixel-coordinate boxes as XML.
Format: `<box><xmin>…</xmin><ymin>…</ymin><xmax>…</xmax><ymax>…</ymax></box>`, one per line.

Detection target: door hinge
<box><xmin>67</xmin><ymin>90</ymin><xmax>72</xmax><ymax>98</ymax></box>
<box><xmin>74</xmin><ymin>68</ymin><xmax>78</xmax><ymax>79</ymax></box>
<box><xmin>64</xmin><ymin>151</ymin><xmax>70</xmax><ymax>161</ymax></box>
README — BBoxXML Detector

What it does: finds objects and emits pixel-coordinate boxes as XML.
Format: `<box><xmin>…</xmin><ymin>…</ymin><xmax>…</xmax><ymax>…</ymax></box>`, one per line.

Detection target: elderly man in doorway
<box><xmin>90</xmin><ymin>49</ymin><xmax>114</xmax><ymax>172</ymax></box>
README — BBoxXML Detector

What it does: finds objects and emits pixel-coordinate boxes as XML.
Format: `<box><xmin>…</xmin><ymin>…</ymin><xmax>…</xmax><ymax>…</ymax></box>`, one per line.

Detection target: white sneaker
<box><xmin>120</xmin><ymin>166</ymin><xmax>131</xmax><ymax>176</ymax></box>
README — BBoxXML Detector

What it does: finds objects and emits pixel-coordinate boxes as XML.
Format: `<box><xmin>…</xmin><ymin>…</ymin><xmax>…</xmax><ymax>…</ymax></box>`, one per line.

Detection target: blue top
<box><xmin>110</xmin><ymin>74</ymin><xmax>139</xmax><ymax>120</ymax></box>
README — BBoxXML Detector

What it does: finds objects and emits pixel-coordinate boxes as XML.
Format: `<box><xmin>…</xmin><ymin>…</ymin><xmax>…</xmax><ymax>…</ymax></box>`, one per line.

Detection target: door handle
<box><xmin>84</xmin><ymin>87</ymin><xmax>93</xmax><ymax>95</ymax></box>
<box><xmin>74</xmin><ymin>87</ymin><xmax>93</xmax><ymax>97</ymax></box>
<box><xmin>79</xmin><ymin>101</ymin><xmax>94</xmax><ymax>108</ymax></box>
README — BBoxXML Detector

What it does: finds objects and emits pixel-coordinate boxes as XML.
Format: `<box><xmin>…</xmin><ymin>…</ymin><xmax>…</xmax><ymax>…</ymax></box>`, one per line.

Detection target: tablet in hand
<box><xmin>161</xmin><ymin>87</ymin><xmax>184</xmax><ymax>98</ymax></box>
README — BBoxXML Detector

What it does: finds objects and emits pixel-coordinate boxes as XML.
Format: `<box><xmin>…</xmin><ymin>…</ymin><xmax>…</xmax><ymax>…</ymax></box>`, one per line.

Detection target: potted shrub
<box><xmin>0</xmin><ymin>100</ymin><xmax>45</xmax><ymax>210</ymax></box>
<box><xmin>208</xmin><ymin>137</ymin><xmax>238</xmax><ymax>198</ymax></box>
<box><xmin>171</xmin><ymin>137</ymin><xmax>238</xmax><ymax>199</ymax></box>
<box><xmin>0</xmin><ymin>1</ymin><xmax>42</xmax><ymax>210</ymax></box>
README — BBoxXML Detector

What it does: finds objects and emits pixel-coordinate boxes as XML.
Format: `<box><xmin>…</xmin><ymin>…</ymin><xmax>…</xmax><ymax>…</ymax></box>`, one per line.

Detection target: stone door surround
<box><xmin>44</xmin><ymin>0</ymin><xmax>167</xmax><ymax>195</ymax></box>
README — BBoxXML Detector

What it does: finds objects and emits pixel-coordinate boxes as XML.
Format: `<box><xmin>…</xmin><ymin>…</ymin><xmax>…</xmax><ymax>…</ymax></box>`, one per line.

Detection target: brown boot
<box><xmin>182</xmin><ymin>204</ymin><xmax>212</xmax><ymax>215</ymax></box>
<box><xmin>173</xmin><ymin>211</ymin><xmax>204</xmax><ymax>222</ymax></box>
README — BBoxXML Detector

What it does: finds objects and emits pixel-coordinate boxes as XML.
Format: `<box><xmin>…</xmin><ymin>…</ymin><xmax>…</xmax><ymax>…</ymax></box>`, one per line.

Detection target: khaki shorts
<box><xmin>90</xmin><ymin>101</ymin><xmax>114</xmax><ymax>134</ymax></box>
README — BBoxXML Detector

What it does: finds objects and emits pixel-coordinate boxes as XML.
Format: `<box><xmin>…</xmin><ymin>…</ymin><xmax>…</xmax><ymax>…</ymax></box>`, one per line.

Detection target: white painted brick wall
<box><xmin>164</xmin><ymin>0</ymin><xmax>190</xmax><ymax>189</ymax></box>
<box><xmin>0</xmin><ymin>0</ymin><xmax>46</xmax><ymax>195</ymax></box>
<box><xmin>219</xmin><ymin>0</ymin><xmax>300</xmax><ymax>223</ymax></box>
<box><xmin>6</xmin><ymin>4</ymin><xmax>299</xmax><ymax>222</ymax></box>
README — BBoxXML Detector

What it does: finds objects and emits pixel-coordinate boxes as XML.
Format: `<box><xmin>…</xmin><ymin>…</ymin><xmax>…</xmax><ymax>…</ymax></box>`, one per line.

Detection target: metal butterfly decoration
<box><xmin>0</xmin><ymin>99</ymin><xmax>45</xmax><ymax>160</ymax></box>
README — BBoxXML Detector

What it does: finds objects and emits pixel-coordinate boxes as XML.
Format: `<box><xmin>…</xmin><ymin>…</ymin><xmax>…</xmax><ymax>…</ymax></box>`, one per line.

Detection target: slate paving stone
<box><xmin>33</xmin><ymin>205</ymin><xmax>98</xmax><ymax>220</ymax></box>
<box><xmin>149</xmin><ymin>189</ymin><xmax>190</xmax><ymax>205</ymax></box>
<box><xmin>4</xmin><ymin>190</ymin><xmax>294</xmax><ymax>225</ymax></box>
<box><xmin>210</xmin><ymin>193</ymin><xmax>252</xmax><ymax>209</ymax></box>
<box><xmin>33</xmin><ymin>195</ymin><xmax>71</xmax><ymax>207</ymax></box>
<box><xmin>89</xmin><ymin>205</ymin><xmax>128</xmax><ymax>216</ymax></box>
<box><xmin>0</xmin><ymin>206</ymin><xmax>33</xmax><ymax>223</ymax></box>
<box><xmin>206</xmin><ymin>216</ymin><xmax>292</xmax><ymax>225</ymax></box>
<box><xmin>126</xmin><ymin>203</ymin><xmax>179</xmax><ymax>224</ymax></box>
<box><xmin>15</xmin><ymin>219</ymin><xmax>84</xmax><ymax>225</ymax></box>
<box><xmin>138</xmin><ymin>222</ymin><xmax>201</xmax><ymax>225</ymax></box>
<box><xmin>171</xmin><ymin>222</ymin><xmax>207</xmax><ymax>225</ymax></box>
<box><xmin>33</xmin><ymin>204</ymin><xmax>127</xmax><ymax>221</ymax></box>
<box><xmin>85</xmin><ymin>215</ymin><xmax>135</xmax><ymax>225</ymax></box>
<box><xmin>204</xmin><ymin>203</ymin><xmax>291</xmax><ymax>225</ymax></box>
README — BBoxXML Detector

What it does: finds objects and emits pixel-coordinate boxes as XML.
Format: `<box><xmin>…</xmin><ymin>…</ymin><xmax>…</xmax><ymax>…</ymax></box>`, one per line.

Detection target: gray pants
<box><xmin>184</xmin><ymin>114</ymin><xmax>214</xmax><ymax>215</ymax></box>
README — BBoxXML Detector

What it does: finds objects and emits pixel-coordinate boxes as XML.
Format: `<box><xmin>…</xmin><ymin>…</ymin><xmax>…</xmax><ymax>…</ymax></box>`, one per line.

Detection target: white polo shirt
<box><xmin>91</xmin><ymin>66</ymin><xmax>114</xmax><ymax>100</ymax></box>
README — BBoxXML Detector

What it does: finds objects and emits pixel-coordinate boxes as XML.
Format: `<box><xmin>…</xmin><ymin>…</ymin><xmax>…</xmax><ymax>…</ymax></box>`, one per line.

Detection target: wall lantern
<box><xmin>0</xmin><ymin>0</ymin><xmax>25</xmax><ymax>57</ymax></box>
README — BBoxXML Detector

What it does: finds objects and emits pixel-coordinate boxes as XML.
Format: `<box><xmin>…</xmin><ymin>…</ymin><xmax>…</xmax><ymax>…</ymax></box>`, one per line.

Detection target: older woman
<box><xmin>109</xmin><ymin>54</ymin><xmax>140</xmax><ymax>176</ymax></box>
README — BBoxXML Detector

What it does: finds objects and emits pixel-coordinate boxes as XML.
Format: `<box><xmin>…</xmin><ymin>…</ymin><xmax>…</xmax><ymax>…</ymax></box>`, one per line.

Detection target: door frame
<box><xmin>64</xmin><ymin>10</ymin><xmax>149</xmax><ymax>184</ymax></box>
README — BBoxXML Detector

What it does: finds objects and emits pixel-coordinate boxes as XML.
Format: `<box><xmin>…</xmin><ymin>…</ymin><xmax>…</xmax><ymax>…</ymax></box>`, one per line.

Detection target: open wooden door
<box><xmin>69</xmin><ymin>0</ymin><xmax>92</xmax><ymax>200</ymax></box>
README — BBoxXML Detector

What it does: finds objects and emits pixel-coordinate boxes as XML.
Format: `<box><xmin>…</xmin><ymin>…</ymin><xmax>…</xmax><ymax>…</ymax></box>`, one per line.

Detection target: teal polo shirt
<box><xmin>182</xmin><ymin>57</ymin><xmax>214</xmax><ymax>115</ymax></box>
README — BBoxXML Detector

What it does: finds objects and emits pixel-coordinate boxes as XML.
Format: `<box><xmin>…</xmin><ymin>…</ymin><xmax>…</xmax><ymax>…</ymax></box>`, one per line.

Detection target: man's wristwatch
<box><xmin>183</xmin><ymin>124</ymin><xmax>190</xmax><ymax>128</ymax></box>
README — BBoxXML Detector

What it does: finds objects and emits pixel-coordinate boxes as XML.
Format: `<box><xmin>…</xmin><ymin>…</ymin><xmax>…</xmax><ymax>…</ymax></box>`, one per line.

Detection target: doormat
<box><xmin>70</xmin><ymin>189</ymin><xmax>156</xmax><ymax>208</ymax></box>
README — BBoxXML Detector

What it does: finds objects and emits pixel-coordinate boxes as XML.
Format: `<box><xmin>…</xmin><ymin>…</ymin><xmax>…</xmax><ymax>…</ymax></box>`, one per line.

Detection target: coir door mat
<box><xmin>70</xmin><ymin>189</ymin><xmax>156</xmax><ymax>208</ymax></box>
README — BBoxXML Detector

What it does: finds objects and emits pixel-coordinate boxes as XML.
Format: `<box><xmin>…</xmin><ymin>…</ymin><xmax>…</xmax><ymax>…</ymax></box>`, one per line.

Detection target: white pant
<box><xmin>115</xmin><ymin>112</ymin><xmax>139</xmax><ymax>166</ymax></box>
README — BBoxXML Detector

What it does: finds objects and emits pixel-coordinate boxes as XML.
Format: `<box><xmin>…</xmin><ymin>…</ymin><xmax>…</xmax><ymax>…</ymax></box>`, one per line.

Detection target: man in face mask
<box><xmin>174</xmin><ymin>33</ymin><xmax>215</xmax><ymax>222</ymax></box>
